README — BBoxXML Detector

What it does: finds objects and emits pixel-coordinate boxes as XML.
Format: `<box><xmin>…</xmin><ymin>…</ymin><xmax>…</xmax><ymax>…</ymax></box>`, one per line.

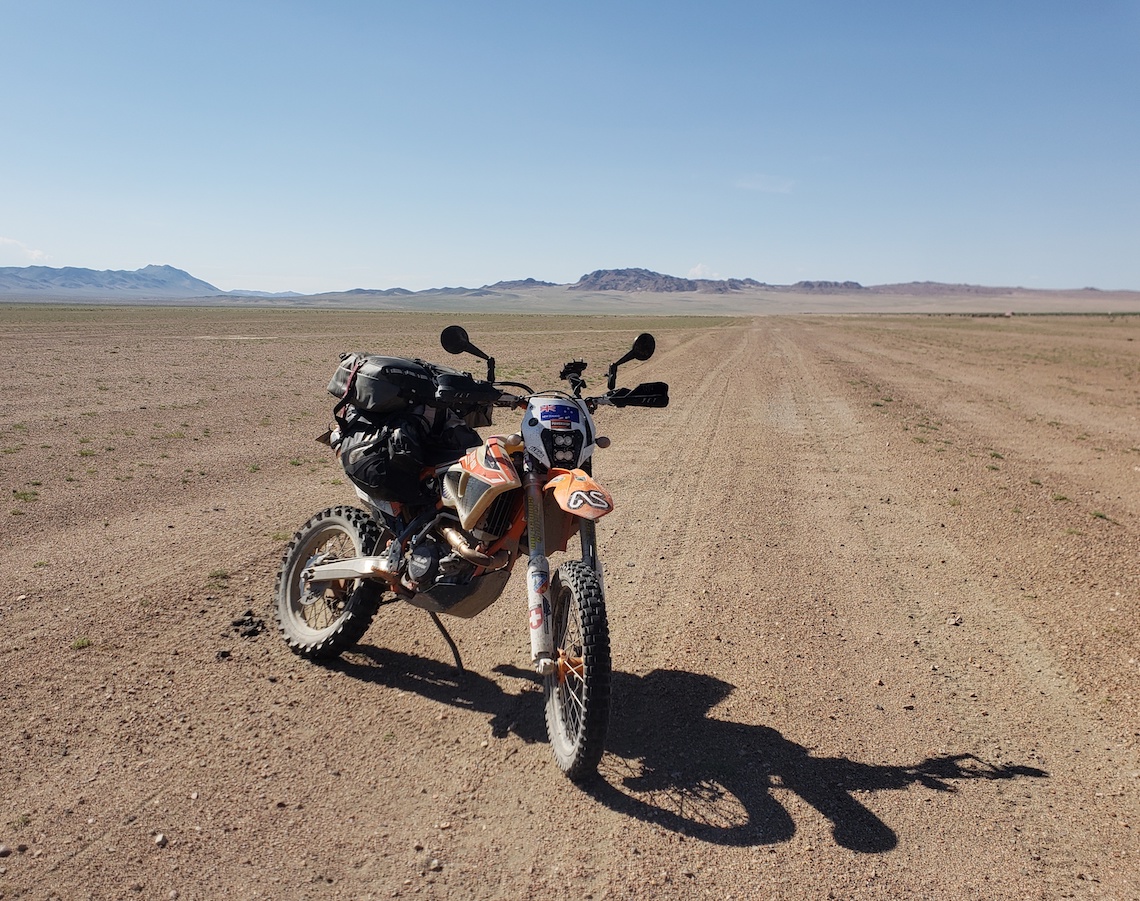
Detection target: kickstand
<box><xmin>428</xmin><ymin>612</ymin><xmax>464</xmax><ymax>673</ymax></box>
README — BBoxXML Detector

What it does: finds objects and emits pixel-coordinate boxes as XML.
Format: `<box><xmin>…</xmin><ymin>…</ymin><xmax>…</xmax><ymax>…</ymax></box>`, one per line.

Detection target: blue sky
<box><xmin>2</xmin><ymin>1</ymin><xmax>1138</xmax><ymax>293</ymax></box>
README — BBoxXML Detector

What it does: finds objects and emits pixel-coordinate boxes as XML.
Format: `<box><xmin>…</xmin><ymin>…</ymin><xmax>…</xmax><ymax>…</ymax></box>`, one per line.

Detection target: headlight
<box><xmin>540</xmin><ymin>429</ymin><xmax>584</xmax><ymax>468</ymax></box>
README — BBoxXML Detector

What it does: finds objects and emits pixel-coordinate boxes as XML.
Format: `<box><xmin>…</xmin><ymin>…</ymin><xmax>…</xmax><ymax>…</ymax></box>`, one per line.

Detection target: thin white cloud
<box><xmin>0</xmin><ymin>237</ymin><xmax>49</xmax><ymax>264</ymax></box>
<box><xmin>688</xmin><ymin>263</ymin><xmax>720</xmax><ymax>279</ymax></box>
<box><xmin>735</xmin><ymin>175</ymin><xmax>794</xmax><ymax>194</ymax></box>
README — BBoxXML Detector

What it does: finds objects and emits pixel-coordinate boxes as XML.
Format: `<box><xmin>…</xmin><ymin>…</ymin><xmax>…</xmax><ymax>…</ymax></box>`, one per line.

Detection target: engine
<box><xmin>405</xmin><ymin>533</ymin><xmax>474</xmax><ymax>589</ymax></box>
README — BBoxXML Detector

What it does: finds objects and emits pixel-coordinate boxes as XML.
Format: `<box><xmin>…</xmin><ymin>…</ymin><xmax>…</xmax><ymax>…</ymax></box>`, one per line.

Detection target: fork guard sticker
<box><xmin>545</xmin><ymin>469</ymin><xmax>614</xmax><ymax>519</ymax></box>
<box><xmin>529</xmin><ymin>570</ymin><xmax>550</xmax><ymax>596</ymax></box>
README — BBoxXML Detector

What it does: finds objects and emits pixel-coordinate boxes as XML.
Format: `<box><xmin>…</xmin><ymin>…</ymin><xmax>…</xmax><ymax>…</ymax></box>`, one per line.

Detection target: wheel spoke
<box><xmin>293</xmin><ymin>530</ymin><xmax>358</xmax><ymax>630</ymax></box>
<box><xmin>562</xmin><ymin>685</ymin><xmax>586</xmax><ymax>714</ymax></box>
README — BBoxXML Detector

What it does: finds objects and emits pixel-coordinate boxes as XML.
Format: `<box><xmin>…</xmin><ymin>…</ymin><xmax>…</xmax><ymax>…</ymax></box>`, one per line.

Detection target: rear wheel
<box><xmin>274</xmin><ymin>506</ymin><xmax>386</xmax><ymax>660</ymax></box>
<box><xmin>544</xmin><ymin>560</ymin><xmax>611</xmax><ymax>781</ymax></box>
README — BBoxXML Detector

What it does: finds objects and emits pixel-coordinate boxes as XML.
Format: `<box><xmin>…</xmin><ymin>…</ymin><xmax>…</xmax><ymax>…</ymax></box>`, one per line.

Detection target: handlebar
<box><xmin>492</xmin><ymin>381</ymin><xmax>669</xmax><ymax>411</ymax></box>
<box><xmin>442</xmin><ymin>326</ymin><xmax>665</xmax><ymax>412</ymax></box>
<box><xmin>493</xmin><ymin>391</ymin><xmax>526</xmax><ymax>408</ymax></box>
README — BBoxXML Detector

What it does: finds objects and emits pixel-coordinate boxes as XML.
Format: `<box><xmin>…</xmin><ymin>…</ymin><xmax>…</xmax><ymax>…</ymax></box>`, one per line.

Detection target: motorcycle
<box><xmin>274</xmin><ymin>325</ymin><xmax>668</xmax><ymax>780</ymax></box>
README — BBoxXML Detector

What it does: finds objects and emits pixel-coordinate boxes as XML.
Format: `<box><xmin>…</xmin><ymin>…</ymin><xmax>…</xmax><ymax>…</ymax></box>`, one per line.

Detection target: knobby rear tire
<box><xmin>544</xmin><ymin>559</ymin><xmax>611</xmax><ymax>781</ymax></box>
<box><xmin>274</xmin><ymin>505</ymin><xmax>385</xmax><ymax>660</ymax></box>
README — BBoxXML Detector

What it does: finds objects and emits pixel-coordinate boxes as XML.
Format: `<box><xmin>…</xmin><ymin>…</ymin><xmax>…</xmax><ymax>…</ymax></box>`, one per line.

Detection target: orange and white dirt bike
<box><xmin>274</xmin><ymin>325</ymin><xmax>668</xmax><ymax>780</ymax></box>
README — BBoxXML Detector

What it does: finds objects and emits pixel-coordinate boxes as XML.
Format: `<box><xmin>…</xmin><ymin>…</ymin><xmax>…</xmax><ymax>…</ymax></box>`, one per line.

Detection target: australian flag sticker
<box><xmin>540</xmin><ymin>404</ymin><xmax>580</xmax><ymax>423</ymax></box>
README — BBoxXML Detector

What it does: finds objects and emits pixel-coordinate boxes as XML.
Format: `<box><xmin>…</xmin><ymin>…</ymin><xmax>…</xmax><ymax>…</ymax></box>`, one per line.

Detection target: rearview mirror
<box><xmin>607</xmin><ymin>332</ymin><xmax>657</xmax><ymax>390</ymax></box>
<box><xmin>630</xmin><ymin>333</ymin><xmax>656</xmax><ymax>361</ymax></box>
<box><xmin>441</xmin><ymin>325</ymin><xmax>474</xmax><ymax>356</ymax></box>
<box><xmin>440</xmin><ymin>325</ymin><xmax>495</xmax><ymax>381</ymax></box>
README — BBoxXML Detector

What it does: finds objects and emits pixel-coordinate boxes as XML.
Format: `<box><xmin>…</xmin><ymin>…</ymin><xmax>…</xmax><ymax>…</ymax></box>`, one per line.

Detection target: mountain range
<box><xmin>0</xmin><ymin>263</ymin><xmax>1112</xmax><ymax>300</ymax></box>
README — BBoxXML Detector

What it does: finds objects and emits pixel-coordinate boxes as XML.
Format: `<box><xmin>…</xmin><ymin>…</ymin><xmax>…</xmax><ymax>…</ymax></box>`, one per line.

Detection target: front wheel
<box><xmin>544</xmin><ymin>560</ymin><xmax>611</xmax><ymax>781</ymax></box>
<box><xmin>274</xmin><ymin>505</ymin><xmax>385</xmax><ymax>660</ymax></box>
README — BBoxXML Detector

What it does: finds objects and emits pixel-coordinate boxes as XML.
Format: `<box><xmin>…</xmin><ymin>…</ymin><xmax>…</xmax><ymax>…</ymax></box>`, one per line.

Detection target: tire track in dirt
<box><xmin>816</xmin><ymin>319</ymin><xmax>1140</xmax><ymax>514</ymax></box>
<box><xmin>774</xmin><ymin>324</ymin><xmax>1079</xmax><ymax>709</ymax></box>
<box><xmin>753</xmin><ymin>320</ymin><xmax>1139</xmax><ymax>897</ymax></box>
<box><xmin>597</xmin><ymin>323</ymin><xmax>761</xmax><ymax>662</ymax></box>
<box><xmin>797</xmin><ymin>318</ymin><xmax>1139</xmax><ymax>737</ymax></box>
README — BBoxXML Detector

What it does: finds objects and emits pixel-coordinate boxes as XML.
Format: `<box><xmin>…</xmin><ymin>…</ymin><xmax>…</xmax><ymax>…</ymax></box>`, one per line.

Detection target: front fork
<box><xmin>577</xmin><ymin>457</ymin><xmax>606</xmax><ymax>590</ymax></box>
<box><xmin>524</xmin><ymin>472</ymin><xmax>557</xmax><ymax>675</ymax></box>
<box><xmin>524</xmin><ymin>465</ymin><xmax>607</xmax><ymax>676</ymax></box>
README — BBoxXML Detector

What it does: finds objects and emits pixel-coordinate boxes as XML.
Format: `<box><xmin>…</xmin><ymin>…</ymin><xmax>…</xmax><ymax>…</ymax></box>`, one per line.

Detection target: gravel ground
<box><xmin>0</xmin><ymin>307</ymin><xmax>1137</xmax><ymax>900</ymax></box>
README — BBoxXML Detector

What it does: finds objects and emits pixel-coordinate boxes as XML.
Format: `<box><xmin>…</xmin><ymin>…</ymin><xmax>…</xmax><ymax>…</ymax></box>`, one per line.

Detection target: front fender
<box><xmin>543</xmin><ymin>468</ymin><xmax>614</xmax><ymax>520</ymax></box>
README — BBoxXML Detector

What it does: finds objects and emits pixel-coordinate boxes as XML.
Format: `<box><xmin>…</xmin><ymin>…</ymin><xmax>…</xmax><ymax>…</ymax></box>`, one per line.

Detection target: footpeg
<box><xmin>372</xmin><ymin>556</ymin><xmax>399</xmax><ymax>576</ymax></box>
<box><xmin>374</xmin><ymin>538</ymin><xmax>403</xmax><ymax>576</ymax></box>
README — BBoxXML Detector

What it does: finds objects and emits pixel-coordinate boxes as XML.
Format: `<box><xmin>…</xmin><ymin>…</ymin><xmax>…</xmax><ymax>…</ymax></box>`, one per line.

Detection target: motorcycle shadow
<box><xmin>332</xmin><ymin>644</ymin><xmax>549</xmax><ymax>745</ymax></box>
<box><xmin>586</xmin><ymin>668</ymin><xmax>1049</xmax><ymax>852</ymax></box>
<box><xmin>330</xmin><ymin>651</ymin><xmax>1048</xmax><ymax>853</ymax></box>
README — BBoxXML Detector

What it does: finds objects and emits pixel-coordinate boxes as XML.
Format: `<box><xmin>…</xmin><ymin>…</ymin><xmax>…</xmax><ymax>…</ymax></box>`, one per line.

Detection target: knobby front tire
<box><xmin>544</xmin><ymin>559</ymin><xmax>611</xmax><ymax>781</ymax></box>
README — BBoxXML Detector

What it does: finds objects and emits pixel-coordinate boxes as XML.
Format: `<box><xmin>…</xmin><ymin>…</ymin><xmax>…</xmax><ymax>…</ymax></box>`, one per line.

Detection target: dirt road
<box><xmin>1</xmin><ymin>308</ymin><xmax>1137</xmax><ymax>899</ymax></box>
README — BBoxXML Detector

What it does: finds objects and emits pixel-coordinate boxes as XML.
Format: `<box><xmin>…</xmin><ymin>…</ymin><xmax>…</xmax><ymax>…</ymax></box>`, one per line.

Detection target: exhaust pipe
<box><xmin>441</xmin><ymin>527</ymin><xmax>510</xmax><ymax>569</ymax></box>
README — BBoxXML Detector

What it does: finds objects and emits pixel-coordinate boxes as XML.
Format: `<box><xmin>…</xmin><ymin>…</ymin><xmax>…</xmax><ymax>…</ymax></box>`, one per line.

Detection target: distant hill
<box><xmin>0</xmin><ymin>264</ymin><xmax>224</xmax><ymax>297</ymax></box>
<box><xmin>340</xmin><ymin>287</ymin><xmax>416</xmax><ymax>297</ymax></box>
<box><xmin>483</xmin><ymin>278</ymin><xmax>558</xmax><ymax>290</ymax></box>
<box><xmin>569</xmin><ymin>269</ymin><xmax>872</xmax><ymax>294</ymax></box>
<box><xmin>868</xmin><ymin>281</ymin><xmax>1021</xmax><ymax>296</ymax></box>
<box><xmin>792</xmin><ymin>280</ymin><xmax>866</xmax><ymax>293</ymax></box>
<box><xmin>570</xmin><ymin>268</ymin><xmax>763</xmax><ymax>293</ymax></box>
<box><xmin>222</xmin><ymin>288</ymin><xmax>306</xmax><ymax>298</ymax></box>
<box><xmin>571</xmin><ymin>268</ymin><xmax>695</xmax><ymax>292</ymax></box>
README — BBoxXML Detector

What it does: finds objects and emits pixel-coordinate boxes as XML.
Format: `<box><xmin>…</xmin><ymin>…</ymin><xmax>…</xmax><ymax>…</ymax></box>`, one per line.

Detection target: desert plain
<box><xmin>0</xmin><ymin>305</ymin><xmax>1137</xmax><ymax>900</ymax></box>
